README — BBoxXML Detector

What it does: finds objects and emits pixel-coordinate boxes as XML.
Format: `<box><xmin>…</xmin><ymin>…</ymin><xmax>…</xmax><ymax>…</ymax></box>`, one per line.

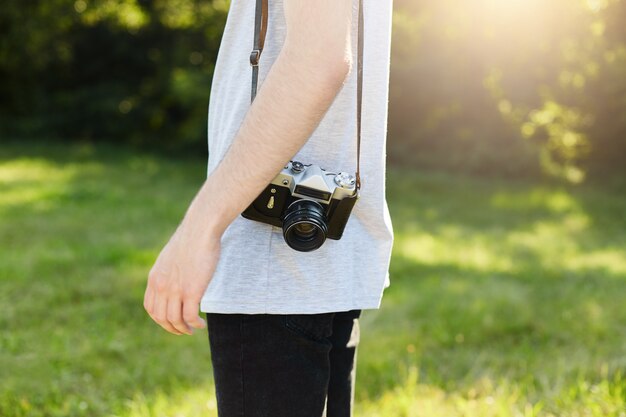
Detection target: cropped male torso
<box><xmin>201</xmin><ymin>0</ymin><xmax>394</xmax><ymax>314</ymax></box>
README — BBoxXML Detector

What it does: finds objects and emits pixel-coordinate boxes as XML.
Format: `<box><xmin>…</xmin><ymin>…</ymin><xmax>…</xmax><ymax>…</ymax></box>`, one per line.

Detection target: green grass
<box><xmin>1</xmin><ymin>141</ymin><xmax>625</xmax><ymax>417</ymax></box>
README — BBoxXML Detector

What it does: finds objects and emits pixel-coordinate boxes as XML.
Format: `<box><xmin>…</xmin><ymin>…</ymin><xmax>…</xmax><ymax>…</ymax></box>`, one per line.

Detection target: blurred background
<box><xmin>1</xmin><ymin>0</ymin><xmax>625</xmax><ymax>416</ymax></box>
<box><xmin>3</xmin><ymin>0</ymin><xmax>626</xmax><ymax>181</ymax></box>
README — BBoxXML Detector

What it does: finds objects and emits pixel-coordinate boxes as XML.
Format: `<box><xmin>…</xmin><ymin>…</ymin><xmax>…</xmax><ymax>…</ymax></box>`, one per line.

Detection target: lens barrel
<box><xmin>282</xmin><ymin>199</ymin><xmax>328</xmax><ymax>252</ymax></box>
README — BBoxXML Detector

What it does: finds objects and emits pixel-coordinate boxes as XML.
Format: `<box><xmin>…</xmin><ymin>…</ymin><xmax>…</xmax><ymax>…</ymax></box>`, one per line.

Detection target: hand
<box><xmin>143</xmin><ymin>225</ymin><xmax>221</xmax><ymax>335</ymax></box>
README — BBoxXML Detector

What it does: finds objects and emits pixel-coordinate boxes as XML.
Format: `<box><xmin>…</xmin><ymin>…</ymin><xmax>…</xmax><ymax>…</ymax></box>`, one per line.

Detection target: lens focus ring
<box><xmin>282</xmin><ymin>200</ymin><xmax>328</xmax><ymax>252</ymax></box>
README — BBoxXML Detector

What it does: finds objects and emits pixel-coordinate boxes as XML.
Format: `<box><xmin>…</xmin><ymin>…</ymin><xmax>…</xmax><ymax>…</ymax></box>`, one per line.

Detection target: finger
<box><xmin>153</xmin><ymin>292</ymin><xmax>183</xmax><ymax>335</ymax></box>
<box><xmin>145</xmin><ymin>285</ymin><xmax>160</xmax><ymax>324</ymax></box>
<box><xmin>146</xmin><ymin>284</ymin><xmax>158</xmax><ymax>320</ymax></box>
<box><xmin>167</xmin><ymin>296</ymin><xmax>193</xmax><ymax>335</ymax></box>
<box><xmin>143</xmin><ymin>286</ymin><xmax>154</xmax><ymax>316</ymax></box>
<box><xmin>182</xmin><ymin>297</ymin><xmax>207</xmax><ymax>331</ymax></box>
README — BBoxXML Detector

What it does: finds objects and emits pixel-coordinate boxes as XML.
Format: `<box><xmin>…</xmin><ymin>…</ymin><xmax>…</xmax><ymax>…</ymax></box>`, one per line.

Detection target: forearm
<box><xmin>144</xmin><ymin>0</ymin><xmax>355</xmax><ymax>335</ymax></box>
<box><xmin>181</xmin><ymin>37</ymin><xmax>352</xmax><ymax>241</ymax></box>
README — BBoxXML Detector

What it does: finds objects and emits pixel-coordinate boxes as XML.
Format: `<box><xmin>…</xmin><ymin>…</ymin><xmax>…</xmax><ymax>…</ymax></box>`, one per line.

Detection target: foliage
<box><xmin>1</xmin><ymin>0</ymin><xmax>626</xmax><ymax>176</ymax></box>
<box><xmin>0</xmin><ymin>0</ymin><xmax>228</xmax><ymax>149</ymax></box>
<box><xmin>389</xmin><ymin>0</ymin><xmax>626</xmax><ymax>181</ymax></box>
<box><xmin>1</xmin><ymin>142</ymin><xmax>625</xmax><ymax>416</ymax></box>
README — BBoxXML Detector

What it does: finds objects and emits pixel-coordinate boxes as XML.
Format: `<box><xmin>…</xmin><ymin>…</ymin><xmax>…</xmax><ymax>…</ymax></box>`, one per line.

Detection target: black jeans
<box><xmin>205</xmin><ymin>309</ymin><xmax>362</xmax><ymax>417</ymax></box>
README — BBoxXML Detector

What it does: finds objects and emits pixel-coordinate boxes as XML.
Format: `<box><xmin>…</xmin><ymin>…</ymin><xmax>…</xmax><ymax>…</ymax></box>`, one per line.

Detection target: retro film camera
<box><xmin>241</xmin><ymin>162</ymin><xmax>359</xmax><ymax>252</ymax></box>
<box><xmin>241</xmin><ymin>0</ymin><xmax>365</xmax><ymax>252</ymax></box>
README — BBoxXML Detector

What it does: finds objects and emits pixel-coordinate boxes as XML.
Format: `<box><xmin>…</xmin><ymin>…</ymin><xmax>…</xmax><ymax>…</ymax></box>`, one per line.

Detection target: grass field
<box><xmin>1</xmin><ymin>141</ymin><xmax>625</xmax><ymax>417</ymax></box>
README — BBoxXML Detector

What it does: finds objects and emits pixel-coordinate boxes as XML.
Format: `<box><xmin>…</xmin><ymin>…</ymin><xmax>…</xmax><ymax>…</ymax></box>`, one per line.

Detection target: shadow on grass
<box><xmin>1</xmin><ymin>142</ymin><xmax>625</xmax><ymax>416</ymax></box>
<box><xmin>0</xmin><ymin>142</ymin><xmax>214</xmax><ymax>416</ymax></box>
<box><xmin>355</xmin><ymin>169</ymin><xmax>626</xmax><ymax>412</ymax></box>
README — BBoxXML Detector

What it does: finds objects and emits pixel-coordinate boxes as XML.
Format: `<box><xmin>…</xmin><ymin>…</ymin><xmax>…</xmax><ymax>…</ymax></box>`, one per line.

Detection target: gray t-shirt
<box><xmin>201</xmin><ymin>0</ymin><xmax>394</xmax><ymax>314</ymax></box>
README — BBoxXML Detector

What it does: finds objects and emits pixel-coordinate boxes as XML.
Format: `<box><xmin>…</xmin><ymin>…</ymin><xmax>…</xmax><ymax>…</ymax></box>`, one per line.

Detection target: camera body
<box><xmin>241</xmin><ymin>161</ymin><xmax>359</xmax><ymax>251</ymax></box>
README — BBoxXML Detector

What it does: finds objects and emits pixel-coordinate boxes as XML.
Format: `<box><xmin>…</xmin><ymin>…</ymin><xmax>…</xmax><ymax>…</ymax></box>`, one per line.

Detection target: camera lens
<box><xmin>282</xmin><ymin>199</ymin><xmax>328</xmax><ymax>252</ymax></box>
<box><xmin>294</xmin><ymin>222</ymin><xmax>317</xmax><ymax>238</ymax></box>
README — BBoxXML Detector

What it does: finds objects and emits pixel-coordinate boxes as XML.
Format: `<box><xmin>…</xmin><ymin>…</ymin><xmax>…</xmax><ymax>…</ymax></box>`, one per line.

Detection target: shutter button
<box><xmin>291</xmin><ymin>161</ymin><xmax>305</xmax><ymax>173</ymax></box>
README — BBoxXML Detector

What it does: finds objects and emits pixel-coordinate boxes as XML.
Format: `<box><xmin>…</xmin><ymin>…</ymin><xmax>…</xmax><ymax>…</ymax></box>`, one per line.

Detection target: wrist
<box><xmin>176</xmin><ymin>213</ymin><xmax>224</xmax><ymax>250</ymax></box>
<box><xmin>179</xmin><ymin>180</ymin><xmax>231</xmax><ymax>243</ymax></box>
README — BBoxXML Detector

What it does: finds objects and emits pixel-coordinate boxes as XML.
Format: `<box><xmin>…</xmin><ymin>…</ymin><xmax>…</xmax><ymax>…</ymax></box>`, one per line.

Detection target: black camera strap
<box><xmin>249</xmin><ymin>0</ymin><xmax>364</xmax><ymax>191</ymax></box>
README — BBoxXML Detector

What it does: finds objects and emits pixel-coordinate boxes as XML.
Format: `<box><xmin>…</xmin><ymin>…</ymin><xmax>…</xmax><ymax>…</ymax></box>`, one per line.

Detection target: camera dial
<box><xmin>291</xmin><ymin>161</ymin><xmax>305</xmax><ymax>173</ymax></box>
<box><xmin>334</xmin><ymin>172</ymin><xmax>356</xmax><ymax>189</ymax></box>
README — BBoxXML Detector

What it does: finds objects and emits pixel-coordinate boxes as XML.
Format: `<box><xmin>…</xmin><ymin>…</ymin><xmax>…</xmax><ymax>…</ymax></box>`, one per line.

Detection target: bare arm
<box><xmin>144</xmin><ymin>0</ymin><xmax>355</xmax><ymax>335</ymax></box>
<box><xmin>187</xmin><ymin>0</ymin><xmax>353</xmax><ymax>237</ymax></box>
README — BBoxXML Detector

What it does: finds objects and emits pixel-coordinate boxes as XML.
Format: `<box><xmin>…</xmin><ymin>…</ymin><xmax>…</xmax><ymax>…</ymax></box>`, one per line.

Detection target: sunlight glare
<box><xmin>586</xmin><ymin>0</ymin><xmax>609</xmax><ymax>13</ymax></box>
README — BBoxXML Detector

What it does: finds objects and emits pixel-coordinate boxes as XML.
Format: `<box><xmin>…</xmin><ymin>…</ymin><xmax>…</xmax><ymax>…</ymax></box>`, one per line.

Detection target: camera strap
<box><xmin>249</xmin><ymin>0</ymin><xmax>364</xmax><ymax>190</ymax></box>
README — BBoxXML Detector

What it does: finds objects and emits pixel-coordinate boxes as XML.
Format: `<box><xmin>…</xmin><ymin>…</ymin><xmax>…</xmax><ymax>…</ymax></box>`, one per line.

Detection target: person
<box><xmin>143</xmin><ymin>0</ymin><xmax>394</xmax><ymax>415</ymax></box>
